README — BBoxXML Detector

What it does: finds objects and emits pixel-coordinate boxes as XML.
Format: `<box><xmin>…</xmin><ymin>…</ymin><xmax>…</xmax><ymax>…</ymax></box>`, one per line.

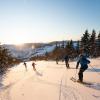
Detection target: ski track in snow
<box><xmin>59</xmin><ymin>67</ymin><xmax>100</xmax><ymax>100</ymax></box>
<box><xmin>59</xmin><ymin>71</ymin><xmax>87</xmax><ymax>100</ymax></box>
<box><xmin>0</xmin><ymin>60</ymin><xmax>100</xmax><ymax>100</ymax></box>
<box><xmin>0</xmin><ymin>85</ymin><xmax>11</xmax><ymax>100</ymax></box>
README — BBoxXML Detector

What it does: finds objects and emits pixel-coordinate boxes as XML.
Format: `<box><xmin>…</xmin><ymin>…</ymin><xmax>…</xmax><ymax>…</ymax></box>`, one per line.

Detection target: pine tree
<box><xmin>97</xmin><ymin>32</ymin><xmax>100</xmax><ymax>56</ymax></box>
<box><xmin>61</xmin><ymin>41</ymin><xmax>65</xmax><ymax>48</ymax></box>
<box><xmin>0</xmin><ymin>45</ymin><xmax>14</xmax><ymax>74</ymax></box>
<box><xmin>81</xmin><ymin>30</ymin><xmax>90</xmax><ymax>56</ymax></box>
<box><xmin>70</xmin><ymin>40</ymin><xmax>73</xmax><ymax>49</ymax></box>
<box><xmin>56</xmin><ymin>42</ymin><xmax>58</xmax><ymax>48</ymax></box>
<box><xmin>76</xmin><ymin>40</ymin><xmax>80</xmax><ymax>55</ymax></box>
<box><xmin>65</xmin><ymin>40</ymin><xmax>74</xmax><ymax>55</ymax></box>
<box><xmin>89</xmin><ymin>29</ymin><xmax>96</xmax><ymax>56</ymax></box>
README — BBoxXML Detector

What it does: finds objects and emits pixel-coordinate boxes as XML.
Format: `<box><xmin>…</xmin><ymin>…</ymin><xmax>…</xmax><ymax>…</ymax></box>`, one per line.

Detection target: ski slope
<box><xmin>0</xmin><ymin>58</ymin><xmax>100</xmax><ymax>100</ymax></box>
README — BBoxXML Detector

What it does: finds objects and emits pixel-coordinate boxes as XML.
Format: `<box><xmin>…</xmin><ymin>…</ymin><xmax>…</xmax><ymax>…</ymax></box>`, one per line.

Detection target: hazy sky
<box><xmin>0</xmin><ymin>0</ymin><xmax>100</xmax><ymax>44</ymax></box>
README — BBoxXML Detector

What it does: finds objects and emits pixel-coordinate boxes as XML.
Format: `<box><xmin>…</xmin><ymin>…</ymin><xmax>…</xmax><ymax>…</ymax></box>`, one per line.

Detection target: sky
<box><xmin>0</xmin><ymin>0</ymin><xmax>100</xmax><ymax>44</ymax></box>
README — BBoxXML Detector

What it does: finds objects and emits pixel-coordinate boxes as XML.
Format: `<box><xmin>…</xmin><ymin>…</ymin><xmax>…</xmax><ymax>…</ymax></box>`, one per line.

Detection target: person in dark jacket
<box><xmin>56</xmin><ymin>57</ymin><xmax>59</xmax><ymax>64</ymax></box>
<box><xmin>23</xmin><ymin>62</ymin><xmax>27</xmax><ymax>71</ymax></box>
<box><xmin>64</xmin><ymin>55</ymin><xmax>70</xmax><ymax>68</ymax></box>
<box><xmin>32</xmin><ymin>62</ymin><xmax>36</xmax><ymax>71</ymax></box>
<box><xmin>76</xmin><ymin>54</ymin><xmax>90</xmax><ymax>82</ymax></box>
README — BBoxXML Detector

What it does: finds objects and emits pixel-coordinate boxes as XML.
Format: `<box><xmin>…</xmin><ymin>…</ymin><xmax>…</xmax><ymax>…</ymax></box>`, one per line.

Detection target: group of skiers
<box><xmin>23</xmin><ymin>61</ymin><xmax>36</xmax><ymax>71</ymax></box>
<box><xmin>23</xmin><ymin>51</ymin><xmax>90</xmax><ymax>83</ymax></box>
<box><xmin>56</xmin><ymin>52</ymin><xmax>90</xmax><ymax>83</ymax></box>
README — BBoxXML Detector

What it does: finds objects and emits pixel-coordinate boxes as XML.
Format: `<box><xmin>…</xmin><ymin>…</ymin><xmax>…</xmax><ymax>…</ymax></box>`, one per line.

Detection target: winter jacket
<box><xmin>76</xmin><ymin>55</ymin><xmax>90</xmax><ymax>69</ymax></box>
<box><xmin>64</xmin><ymin>55</ymin><xmax>69</xmax><ymax>61</ymax></box>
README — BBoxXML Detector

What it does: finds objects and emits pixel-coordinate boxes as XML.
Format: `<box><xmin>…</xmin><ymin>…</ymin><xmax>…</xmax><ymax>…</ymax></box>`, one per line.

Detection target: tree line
<box><xmin>0</xmin><ymin>29</ymin><xmax>100</xmax><ymax>73</ymax></box>
<box><xmin>43</xmin><ymin>29</ymin><xmax>100</xmax><ymax>60</ymax></box>
<box><xmin>0</xmin><ymin>44</ymin><xmax>20</xmax><ymax>74</ymax></box>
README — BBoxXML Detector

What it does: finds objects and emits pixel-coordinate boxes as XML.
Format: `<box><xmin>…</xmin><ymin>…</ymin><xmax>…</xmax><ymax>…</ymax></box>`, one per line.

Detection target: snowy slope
<box><xmin>2</xmin><ymin>41</ymin><xmax>78</xmax><ymax>60</ymax></box>
<box><xmin>0</xmin><ymin>58</ymin><xmax>100</xmax><ymax>100</ymax></box>
<box><xmin>3</xmin><ymin>44</ymin><xmax>56</xmax><ymax>60</ymax></box>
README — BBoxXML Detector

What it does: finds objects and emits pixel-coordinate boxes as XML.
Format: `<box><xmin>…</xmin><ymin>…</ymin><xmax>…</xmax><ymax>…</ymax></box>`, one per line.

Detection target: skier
<box><xmin>56</xmin><ymin>57</ymin><xmax>59</xmax><ymax>64</ymax></box>
<box><xmin>76</xmin><ymin>54</ymin><xmax>90</xmax><ymax>82</ymax></box>
<box><xmin>23</xmin><ymin>62</ymin><xmax>27</xmax><ymax>71</ymax></box>
<box><xmin>32</xmin><ymin>62</ymin><xmax>36</xmax><ymax>71</ymax></box>
<box><xmin>64</xmin><ymin>55</ymin><xmax>70</xmax><ymax>68</ymax></box>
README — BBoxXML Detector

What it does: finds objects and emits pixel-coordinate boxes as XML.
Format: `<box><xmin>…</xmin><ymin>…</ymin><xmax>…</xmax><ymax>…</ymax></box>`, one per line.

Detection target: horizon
<box><xmin>1</xmin><ymin>39</ymin><xmax>78</xmax><ymax>45</ymax></box>
<box><xmin>0</xmin><ymin>0</ymin><xmax>100</xmax><ymax>44</ymax></box>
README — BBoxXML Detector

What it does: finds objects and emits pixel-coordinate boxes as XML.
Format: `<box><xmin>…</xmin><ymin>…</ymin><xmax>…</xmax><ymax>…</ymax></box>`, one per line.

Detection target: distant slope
<box><xmin>2</xmin><ymin>41</ymin><xmax>78</xmax><ymax>61</ymax></box>
<box><xmin>2</xmin><ymin>43</ymin><xmax>56</xmax><ymax>61</ymax></box>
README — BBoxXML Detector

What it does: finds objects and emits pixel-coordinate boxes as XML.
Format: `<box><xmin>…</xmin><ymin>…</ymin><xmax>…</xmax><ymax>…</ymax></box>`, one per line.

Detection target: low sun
<box><xmin>9</xmin><ymin>34</ymin><xmax>29</xmax><ymax>45</ymax></box>
<box><xmin>11</xmin><ymin>37</ymin><xmax>27</xmax><ymax>45</ymax></box>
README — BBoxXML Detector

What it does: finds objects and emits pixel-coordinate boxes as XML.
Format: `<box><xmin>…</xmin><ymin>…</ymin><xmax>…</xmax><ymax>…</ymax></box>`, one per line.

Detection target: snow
<box><xmin>2</xmin><ymin>41</ymin><xmax>78</xmax><ymax>60</ymax></box>
<box><xmin>2</xmin><ymin>44</ymin><xmax>55</xmax><ymax>60</ymax></box>
<box><xmin>0</xmin><ymin>58</ymin><xmax>100</xmax><ymax>100</ymax></box>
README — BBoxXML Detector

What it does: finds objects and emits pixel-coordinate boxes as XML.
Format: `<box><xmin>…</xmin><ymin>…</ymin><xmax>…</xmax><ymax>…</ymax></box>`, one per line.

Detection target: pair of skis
<box><xmin>70</xmin><ymin>69</ymin><xmax>93</xmax><ymax>85</ymax></box>
<box><xmin>70</xmin><ymin>77</ymin><xmax>93</xmax><ymax>85</ymax></box>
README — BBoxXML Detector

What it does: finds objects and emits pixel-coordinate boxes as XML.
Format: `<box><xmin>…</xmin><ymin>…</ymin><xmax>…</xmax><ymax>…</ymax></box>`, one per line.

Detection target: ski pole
<box><xmin>71</xmin><ymin>68</ymin><xmax>78</xmax><ymax>82</ymax></box>
<box><xmin>89</xmin><ymin>64</ymin><xmax>100</xmax><ymax>76</ymax></box>
<box><xmin>75</xmin><ymin>69</ymin><xmax>77</xmax><ymax>79</ymax></box>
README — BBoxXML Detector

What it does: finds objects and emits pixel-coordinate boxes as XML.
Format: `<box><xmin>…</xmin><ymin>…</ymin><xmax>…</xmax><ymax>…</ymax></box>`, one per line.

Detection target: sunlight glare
<box><xmin>8</xmin><ymin>33</ymin><xmax>30</xmax><ymax>45</ymax></box>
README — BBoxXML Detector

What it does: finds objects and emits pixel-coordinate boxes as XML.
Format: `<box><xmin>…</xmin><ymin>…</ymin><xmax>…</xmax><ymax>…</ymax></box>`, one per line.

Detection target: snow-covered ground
<box><xmin>2</xmin><ymin>44</ymin><xmax>56</xmax><ymax>60</ymax></box>
<box><xmin>0</xmin><ymin>58</ymin><xmax>100</xmax><ymax>100</ymax></box>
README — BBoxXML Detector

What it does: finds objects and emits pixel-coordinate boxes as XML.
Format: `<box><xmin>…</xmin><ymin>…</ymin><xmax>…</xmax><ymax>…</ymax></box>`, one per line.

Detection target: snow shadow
<box><xmin>84</xmin><ymin>83</ymin><xmax>100</xmax><ymax>91</ymax></box>
<box><xmin>0</xmin><ymin>83</ymin><xmax>12</xmax><ymax>90</ymax></box>
<box><xmin>35</xmin><ymin>70</ymin><xmax>43</xmax><ymax>76</ymax></box>
<box><xmin>87</xmin><ymin>68</ymin><xmax>100</xmax><ymax>72</ymax></box>
<box><xmin>0</xmin><ymin>83</ymin><xmax>3</xmax><ymax>89</ymax></box>
<box><xmin>92</xmin><ymin>94</ymin><xmax>100</xmax><ymax>98</ymax></box>
<box><xmin>0</xmin><ymin>74</ymin><xmax>6</xmax><ymax>89</ymax></box>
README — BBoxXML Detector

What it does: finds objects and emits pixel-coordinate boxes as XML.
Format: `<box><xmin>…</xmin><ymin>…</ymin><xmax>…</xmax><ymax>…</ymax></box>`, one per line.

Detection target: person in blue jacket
<box><xmin>76</xmin><ymin>54</ymin><xmax>90</xmax><ymax>82</ymax></box>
